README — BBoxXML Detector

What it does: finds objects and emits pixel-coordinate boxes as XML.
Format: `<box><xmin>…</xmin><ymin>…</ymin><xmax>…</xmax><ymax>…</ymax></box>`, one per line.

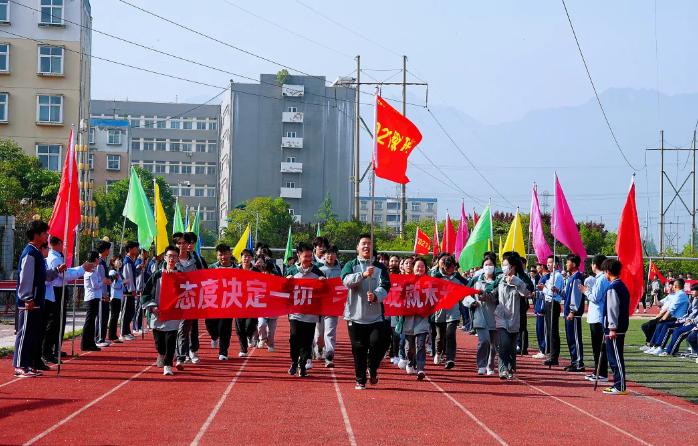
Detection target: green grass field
<box><xmin>526</xmin><ymin>317</ymin><xmax>698</xmax><ymax>404</ymax></box>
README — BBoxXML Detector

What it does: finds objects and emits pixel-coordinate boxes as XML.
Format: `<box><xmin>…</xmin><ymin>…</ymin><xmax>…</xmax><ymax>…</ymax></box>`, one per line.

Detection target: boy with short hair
<box><xmin>317</xmin><ymin>244</ymin><xmax>341</xmax><ymax>367</ymax></box>
<box><xmin>601</xmin><ymin>259</ymin><xmax>629</xmax><ymax>395</ymax></box>
<box><xmin>81</xmin><ymin>250</ymin><xmax>104</xmax><ymax>351</ymax></box>
<box><xmin>563</xmin><ymin>254</ymin><xmax>585</xmax><ymax>372</ymax></box>
<box><xmin>206</xmin><ymin>243</ymin><xmax>235</xmax><ymax>360</ymax></box>
<box><xmin>120</xmin><ymin>241</ymin><xmax>140</xmax><ymax>340</ymax></box>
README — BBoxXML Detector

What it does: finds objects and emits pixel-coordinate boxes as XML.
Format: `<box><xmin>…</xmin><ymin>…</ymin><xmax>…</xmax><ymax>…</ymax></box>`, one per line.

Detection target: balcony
<box><xmin>281</xmin><ymin>137</ymin><xmax>303</xmax><ymax>149</ymax></box>
<box><xmin>280</xmin><ymin>187</ymin><xmax>302</xmax><ymax>199</ymax></box>
<box><xmin>282</xmin><ymin>111</ymin><xmax>304</xmax><ymax>123</ymax></box>
<box><xmin>282</xmin><ymin>84</ymin><xmax>304</xmax><ymax>97</ymax></box>
<box><xmin>281</xmin><ymin>162</ymin><xmax>303</xmax><ymax>173</ymax></box>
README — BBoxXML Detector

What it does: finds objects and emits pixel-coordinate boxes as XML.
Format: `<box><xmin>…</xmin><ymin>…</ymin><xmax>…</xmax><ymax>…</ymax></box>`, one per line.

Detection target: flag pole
<box><xmin>488</xmin><ymin>198</ymin><xmax>494</xmax><ymax>250</ymax></box>
<box><xmin>370</xmin><ymin>87</ymin><xmax>379</xmax><ymax>244</ymax></box>
<box><xmin>527</xmin><ymin>184</ymin><xmax>535</xmax><ymax>263</ymax></box>
<box><xmin>548</xmin><ymin>173</ymin><xmax>558</xmax><ymax>369</ymax></box>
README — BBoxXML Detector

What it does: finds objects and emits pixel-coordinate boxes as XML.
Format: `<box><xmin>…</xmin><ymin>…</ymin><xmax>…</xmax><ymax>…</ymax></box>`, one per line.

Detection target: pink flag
<box><xmin>454</xmin><ymin>202</ymin><xmax>469</xmax><ymax>259</ymax></box>
<box><xmin>529</xmin><ymin>184</ymin><xmax>552</xmax><ymax>263</ymax></box>
<box><xmin>551</xmin><ymin>175</ymin><xmax>586</xmax><ymax>261</ymax></box>
<box><xmin>48</xmin><ymin>129</ymin><xmax>80</xmax><ymax>266</ymax></box>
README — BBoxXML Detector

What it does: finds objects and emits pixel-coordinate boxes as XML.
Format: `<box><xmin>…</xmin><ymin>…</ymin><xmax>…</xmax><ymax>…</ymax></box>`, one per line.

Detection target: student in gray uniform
<box><xmin>235</xmin><ymin>249</ymin><xmax>259</xmax><ymax>357</ymax></box>
<box><xmin>400</xmin><ymin>257</ymin><xmax>430</xmax><ymax>380</ymax></box>
<box><xmin>81</xmin><ymin>250</ymin><xmax>104</xmax><ymax>351</ymax></box>
<box><xmin>465</xmin><ymin>255</ymin><xmax>499</xmax><ymax>376</ymax></box>
<box><xmin>432</xmin><ymin>255</ymin><xmax>468</xmax><ymax>370</ymax></box>
<box><xmin>257</xmin><ymin>258</ymin><xmax>280</xmax><ymax>352</ymax></box>
<box><xmin>142</xmin><ymin>245</ymin><xmax>182</xmax><ymax>376</ymax></box>
<box><xmin>207</xmin><ymin>243</ymin><xmax>235</xmax><ymax>360</ymax></box>
<box><xmin>341</xmin><ymin>233</ymin><xmax>391</xmax><ymax>390</ymax></box>
<box><xmin>287</xmin><ymin>242</ymin><xmax>325</xmax><ymax>377</ymax></box>
<box><xmin>175</xmin><ymin>232</ymin><xmax>206</xmax><ymax>369</ymax></box>
<box><xmin>317</xmin><ymin>244</ymin><xmax>342</xmax><ymax>367</ymax></box>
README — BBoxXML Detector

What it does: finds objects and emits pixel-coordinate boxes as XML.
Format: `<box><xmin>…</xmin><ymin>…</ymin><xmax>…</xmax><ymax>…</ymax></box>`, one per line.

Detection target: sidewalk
<box><xmin>0</xmin><ymin>311</ymin><xmax>86</xmax><ymax>349</ymax></box>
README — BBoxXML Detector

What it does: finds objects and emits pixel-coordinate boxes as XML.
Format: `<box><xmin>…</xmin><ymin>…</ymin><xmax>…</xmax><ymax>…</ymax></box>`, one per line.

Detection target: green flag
<box><xmin>284</xmin><ymin>226</ymin><xmax>293</xmax><ymax>261</ymax></box>
<box><xmin>459</xmin><ymin>205</ymin><xmax>492</xmax><ymax>271</ymax></box>
<box><xmin>190</xmin><ymin>204</ymin><xmax>201</xmax><ymax>254</ymax></box>
<box><xmin>172</xmin><ymin>198</ymin><xmax>184</xmax><ymax>235</ymax></box>
<box><xmin>122</xmin><ymin>167</ymin><xmax>156</xmax><ymax>248</ymax></box>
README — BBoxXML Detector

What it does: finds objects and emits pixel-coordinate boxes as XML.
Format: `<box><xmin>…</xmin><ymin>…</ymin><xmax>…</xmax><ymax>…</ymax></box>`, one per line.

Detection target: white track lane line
<box><xmin>0</xmin><ymin>351</ymin><xmax>94</xmax><ymax>390</ymax></box>
<box><xmin>427</xmin><ymin>376</ymin><xmax>509</xmax><ymax>446</ymax></box>
<box><xmin>630</xmin><ymin>389</ymin><xmax>698</xmax><ymax>417</ymax></box>
<box><xmin>23</xmin><ymin>363</ymin><xmax>154</xmax><ymax>446</ymax></box>
<box><xmin>190</xmin><ymin>348</ymin><xmax>255</xmax><ymax>446</ymax></box>
<box><xmin>516</xmin><ymin>378</ymin><xmax>653</xmax><ymax>446</ymax></box>
<box><xmin>330</xmin><ymin>368</ymin><xmax>357</xmax><ymax>446</ymax></box>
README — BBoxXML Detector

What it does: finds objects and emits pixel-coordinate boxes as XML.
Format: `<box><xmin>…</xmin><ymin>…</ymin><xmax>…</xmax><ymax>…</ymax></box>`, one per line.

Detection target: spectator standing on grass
<box><xmin>398</xmin><ymin>257</ymin><xmax>430</xmax><ymax>381</ymax></box>
<box><xmin>580</xmin><ymin>255</ymin><xmax>609</xmax><ymax>383</ymax></box>
<box><xmin>601</xmin><ymin>259</ymin><xmax>629</xmax><ymax>395</ymax></box>
<box><xmin>341</xmin><ymin>233</ymin><xmax>391</xmax><ymax>390</ymax></box>
<box><xmin>206</xmin><ymin>243</ymin><xmax>235</xmax><ymax>361</ymax></box>
<box><xmin>465</xmin><ymin>255</ymin><xmax>498</xmax><ymax>376</ymax></box>
<box><xmin>142</xmin><ymin>245</ymin><xmax>182</xmax><ymax>376</ymax></box>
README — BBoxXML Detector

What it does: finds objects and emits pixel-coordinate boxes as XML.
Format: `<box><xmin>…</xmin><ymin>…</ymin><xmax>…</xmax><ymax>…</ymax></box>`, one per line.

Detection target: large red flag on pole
<box><xmin>373</xmin><ymin>95</ymin><xmax>423</xmax><ymax>184</ymax></box>
<box><xmin>441</xmin><ymin>212</ymin><xmax>456</xmax><ymax>255</ymax></box>
<box><xmin>414</xmin><ymin>226</ymin><xmax>431</xmax><ymax>256</ymax></box>
<box><xmin>48</xmin><ymin>129</ymin><xmax>80</xmax><ymax>266</ymax></box>
<box><xmin>616</xmin><ymin>176</ymin><xmax>644</xmax><ymax>314</ymax></box>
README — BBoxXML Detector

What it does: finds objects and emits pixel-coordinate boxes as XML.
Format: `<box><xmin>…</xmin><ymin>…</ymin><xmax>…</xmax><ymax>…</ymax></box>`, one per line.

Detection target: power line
<box><xmin>560</xmin><ymin>0</ymin><xmax>641</xmax><ymax>172</ymax></box>
<box><xmin>413</xmin><ymin>150</ymin><xmax>485</xmax><ymax>205</ymax></box>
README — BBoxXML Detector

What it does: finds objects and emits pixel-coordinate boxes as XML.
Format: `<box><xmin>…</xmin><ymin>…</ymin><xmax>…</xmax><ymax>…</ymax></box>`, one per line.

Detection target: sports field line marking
<box><xmin>426</xmin><ymin>376</ymin><xmax>508</xmax><ymax>446</ymax></box>
<box><xmin>630</xmin><ymin>390</ymin><xmax>698</xmax><ymax>417</ymax></box>
<box><xmin>516</xmin><ymin>378</ymin><xmax>653</xmax><ymax>446</ymax></box>
<box><xmin>330</xmin><ymin>368</ymin><xmax>357</xmax><ymax>446</ymax></box>
<box><xmin>0</xmin><ymin>351</ymin><xmax>93</xmax><ymax>390</ymax></box>
<box><xmin>190</xmin><ymin>348</ymin><xmax>255</xmax><ymax>446</ymax></box>
<box><xmin>22</xmin><ymin>363</ymin><xmax>154</xmax><ymax>446</ymax></box>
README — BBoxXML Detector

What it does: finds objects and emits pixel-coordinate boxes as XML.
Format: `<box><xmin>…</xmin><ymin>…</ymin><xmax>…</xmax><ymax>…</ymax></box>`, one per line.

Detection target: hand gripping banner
<box><xmin>158</xmin><ymin>269</ymin><xmax>478</xmax><ymax>320</ymax></box>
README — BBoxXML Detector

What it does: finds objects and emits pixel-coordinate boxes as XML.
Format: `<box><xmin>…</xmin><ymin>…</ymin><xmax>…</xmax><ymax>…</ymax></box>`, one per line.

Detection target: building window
<box><xmin>288</xmin><ymin>107</ymin><xmax>297</xmax><ymax>112</ymax></box>
<box><xmin>130</xmin><ymin>118</ymin><xmax>140</xmax><ymax>128</ymax></box>
<box><xmin>360</xmin><ymin>214</ymin><xmax>367</xmax><ymax>222</ymax></box>
<box><xmin>386</xmin><ymin>214</ymin><xmax>399</xmax><ymax>222</ymax></box>
<box><xmin>169</xmin><ymin>162</ymin><xmax>180</xmax><ymax>174</ymax></box>
<box><xmin>285</xmin><ymin>181</ymin><xmax>295</xmax><ymax>188</ymax></box>
<box><xmin>88</xmin><ymin>127</ymin><xmax>95</xmax><ymax>144</ymax></box>
<box><xmin>37</xmin><ymin>144</ymin><xmax>61</xmax><ymax>171</ymax></box>
<box><xmin>207</xmin><ymin>164</ymin><xmax>215</xmax><ymax>175</ymax></box>
<box><xmin>141</xmin><ymin>162</ymin><xmax>154</xmax><ymax>173</ymax></box>
<box><xmin>286</xmin><ymin>156</ymin><xmax>296</xmax><ymax>163</ymax></box>
<box><xmin>288</xmin><ymin>208</ymin><xmax>295</xmax><ymax>215</ymax></box>
<box><xmin>107</xmin><ymin>155</ymin><xmax>121</xmax><ymax>171</ymax></box>
<box><xmin>374</xmin><ymin>201</ymin><xmax>383</xmax><ymax>210</ymax></box>
<box><xmin>183</xmin><ymin>119</ymin><xmax>192</xmax><ymax>130</ymax></box>
<box><xmin>155</xmin><ymin>139</ymin><xmax>166</xmax><ymax>151</ymax></box>
<box><xmin>155</xmin><ymin>118</ymin><xmax>165</xmax><ymax>129</ymax></box>
<box><xmin>169</xmin><ymin>141</ymin><xmax>180</xmax><ymax>152</ymax></box>
<box><xmin>144</xmin><ymin>117</ymin><xmax>154</xmax><ymax>128</ymax></box>
<box><xmin>195</xmin><ymin>142</ymin><xmax>206</xmax><ymax>153</ymax></box>
<box><xmin>411</xmin><ymin>202</ymin><xmax>421</xmax><ymax>212</ymax></box>
<box><xmin>285</xmin><ymin>131</ymin><xmax>297</xmax><ymax>138</ymax></box>
<box><xmin>0</xmin><ymin>0</ymin><xmax>9</xmax><ymax>23</ymax></box>
<box><xmin>209</xmin><ymin>119</ymin><xmax>217</xmax><ymax>130</ymax></box>
<box><xmin>169</xmin><ymin>119</ymin><xmax>180</xmax><ymax>129</ymax></box>
<box><xmin>155</xmin><ymin>163</ymin><xmax>166</xmax><ymax>174</ymax></box>
<box><xmin>88</xmin><ymin>153</ymin><xmax>94</xmax><ymax>170</ymax></box>
<box><xmin>105</xmin><ymin>180</ymin><xmax>117</xmax><ymax>192</ymax></box>
<box><xmin>181</xmin><ymin>164</ymin><xmax>191</xmax><ymax>174</ymax></box>
<box><xmin>0</xmin><ymin>44</ymin><xmax>8</xmax><ymax>72</ymax></box>
<box><xmin>426</xmin><ymin>202</ymin><xmax>435</xmax><ymax>211</ymax></box>
<box><xmin>180</xmin><ymin>186</ymin><xmax>190</xmax><ymax>196</ymax></box>
<box><xmin>38</xmin><ymin>46</ymin><xmax>63</xmax><ymax>75</ymax></box>
<box><xmin>196</xmin><ymin>120</ymin><xmax>206</xmax><ymax>130</ymax></box>
<box><xmin>131</xmin><ymin>140</ymin><xmax>141</xmax><ymax>151</ymax></box>
<box><xmin>205</xmin><ymin>210</ymin><xmax>215</xmax><ymax>221</ymax></box>
<box><xmin>195</xmin><ymin>165</ymin><xmax>205</xmax><ymax>175</ymax></box>
<box><xmin>387</xmin><ymin>202</ymin><xmax>399</xmax><ymax>210</ymax></box>
<box><xmin>360</xmin><ymin>201</ymin><xmax>367</xmax><ymax>210</ymax></box>
<box><xmin>207</xmin><ymin>141</ymin><xmax>217</xmax><ymax>153</ymax></box>
<box><xmin>182</xmin><ymin>141</ymin><xmax>192</xmax><ymax>152</ymax></box>
<box><xmin>0</xmin><ymin>92</ymin><xmax>7</xmax><ymax>122</ymax></box>
<box><xmin>206</xmin><ymin>187</ymin><xmax>215</xmax><ymax>198</ymax></box>
<box><xmin>36</xmin><ymin>94</ymin><xmax>62</xmax><ymax>123</ymax></box>
<box><xmin>143</xmin><ymin>138</ymin><xmax>154</xmax><ymax>151</ymax></box>
<box><xmin>39</xmin><ymin>0</ymin><xmax>63</xmax><ymax>25</ymax></box>
<box><xmin>194</xmin><ymin>187</ymin><xmax>205</xmax><ymax>197</ymax></box>
<box><xmin>107</xmin><ymin>129</ymin><xmax>121</xmax><ymax>145</ymax></box>
<box><xmin>374</xmin><ymin>215</ymin><xmax>382</xmax><ymax>223</ymax></box>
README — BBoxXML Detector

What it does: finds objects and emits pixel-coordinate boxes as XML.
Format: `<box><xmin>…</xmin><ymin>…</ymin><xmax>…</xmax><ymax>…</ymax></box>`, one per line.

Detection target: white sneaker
<box><xmin>238</xmin><ymin>352</ymin><xmax>247</xmax><ymax>358</ymax></box>
<box><xmin>175</xmin><ymin>361</ymin><xmax>184</xmax><ymax>371</ymax></box>
<box><xmin>639</xmin><ymin>345</ymin><xmax>650</xmax><ymax>352</ymax></box>
<box><xmin>124</xmin><ymin>334</ymin><xmax>136</xmax><ymax>341</ymax></box>
<box><xmin>218</xmin><ymin>355</ymin><xmax>228</xmax><ymax>361</ymax></box>
<box><xmin>132</xmin><ymin>330</ymin><xmax>142</xmax><ymax>336</ymax></box>
<box><xmin>267</xmin><ymin>347</ymin><xmax>275</xmax><ymax>353</ymax></box>
<box><xmin>486</xmin><ymin>368</ymin><xmax>495</xmax><ymax>376</ymax></box>
<box><xmin>695</xmin><ymin>357</ymin><xmax>698</xmax><ymax>364</ymax></box>
<box><xmin>658</xmin><ymin>351</ymin><xmax>669</xmax><ymax>357</ymax></box>
<box><xmin>189</xmin><ymin>351</ymin><xmax>200</xmax><ymax>364</ymax></box>
<box><xmin>354</xmin><ymin>383</ymin><xmax>366</xmax><ymax>390</ymax></box>
<box><xmin>649</xmin><ymin>347</ymin><xmax>662</xmax><ymax>355</ymax></box>
<box><xmin>406</xmin><ymin>365</ymin><xmax>416</xmax><ymax>375</ymax></box>
<box><xmin>433</xmin><ymin>353</ymin><xmax>441</xmax><ymax>365</ymax></box>
<box><xmin>163</xmin><ymin>366</ymin><xmax>174</xmax><ymax>376</ymax></box>
<box><xmin>532</xmin><ymin>352</ymin><xmax>546</xmax><ymax>359</ymax></box>
<box><xmin>211</xmin><ymin>339</ymin><xmax>218</xmax><ymax>349</ymax></box>
<box><xmin>398</xmin><ymin>359</ymin><xmax>408</xmax><ymax>370</ymax></box>
<box><xmin>477</xmin><ymin>367</ymin><xmax>486</xmax><ymax>375</ymax></box>
<box><xmin>257</xmin><ymin>340</ymin><xmax>267</xmax><ymax>349</ymax></box>
<box><xmin>96</xmin><ymin>341</ymin><xmax>110</xmax><ymax>348</ymax></box>
<box><xmin>306</xmin><ymin>359</ymin><xmax>313</xmax><ymax>370</ymax></box>
<box><xmin>391</xmin><ymin>357</ymin><xmax>399</xmax><ymax>365</ymax></box>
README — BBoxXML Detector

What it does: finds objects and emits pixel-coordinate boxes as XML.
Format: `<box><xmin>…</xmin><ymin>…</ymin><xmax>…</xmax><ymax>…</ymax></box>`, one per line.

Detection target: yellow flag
<box><xmin>502</xmin><ymin>210</ymin><xmax>526</xmax><ymax>259</ymax></box>
<box><xmin>232</xmin><ymin>224</ymin><xmax>251</xmax><ymax>261</ymax></box>
<box><xmin>153</xmin><ymin>181</ymin><xmax>169</xmax><ymax>255</ymax></box>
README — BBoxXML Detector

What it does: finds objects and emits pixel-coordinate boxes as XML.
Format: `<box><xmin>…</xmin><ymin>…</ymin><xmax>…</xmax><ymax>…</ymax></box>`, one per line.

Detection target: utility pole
<box><xmin>352</xmin><ymin>55</ymin><xmax>361</xmax><ymax>220</ymax></box>
<box><xmin>659</xmin><ymin>130</ymin><xmax>665</xmax><ymax>252</ymax></box>
<box><xmin>693</xmin><ymin>130</ymin><xmax>696</xmax><ymax>253</ymax></box>
<box><xmin>400</xmin><ymin>55</ymin><xmax>407</xmax><ymax>236</ymax></box>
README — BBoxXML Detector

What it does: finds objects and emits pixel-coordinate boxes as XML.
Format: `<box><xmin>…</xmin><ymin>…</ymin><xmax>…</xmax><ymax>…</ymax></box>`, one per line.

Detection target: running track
<box><xmin>1</xmin><ymin>320</ymin><xmax>697</xmax><ymax>446</ymax></box>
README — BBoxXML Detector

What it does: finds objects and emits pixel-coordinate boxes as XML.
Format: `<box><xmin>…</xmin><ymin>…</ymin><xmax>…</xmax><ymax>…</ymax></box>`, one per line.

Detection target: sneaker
<box><xmin>305</xmin><ymin>359</ymin><xmax>313</xmax><ymax>370</ymax></box>
<box><xmin>28</xmin><ymin>368</ymin><xmax>43</xmax><ymax>376</ymax></box>
<box><xmin>603</xmin><ymin>387</ymin><xmax>628</xmax><ymax>395</ymax></box>
<box><xmin>596</xmin><ymin>376</ymin><xmax>609</xmax><ymax>382</ymax></box>
<box><xmin>299</xmin><ymin>366</ymin><xmax>308</xmax><ymax>377</ymax></box>
<box><xmin>566</xmin><ymin>366</ymin><xmax>586</xmax><ymax>373</ymax></box>
<box><xmin>14</xmin><ymin>368</ymin><xmax>37</xmax><ymax>378</ymax></box>
<box><xmin>648</xmin><ymin>347</ymin><xmax>662</xmax><ymax>355</ymax></box>
<box><xmin>486</xmin><ymin>368</ymin><xmax>495</xmax><ymax>376</ymax></box>
<box><xmin>124</xmin><ymin>334</ymin><xmax>136</xmax><ymax>341</ymax></box>
<box><xmin>267</xmin><ymin>347</ymin><xmax>275</xmax><ymax>353</ymax></box>
<box><xmin>639</xmin><ymin>345</ymin><xmax>651</xmax><ymax>351</ymax></box>
<box><xmin>218</xmin><ymin>355</ymin><xmax>228</xmax><ymax>361</ymax></box>
<box><xmin>325</xmin><ymin>359</ymin><xmax>335</xmax><ymax>368</ymax></box>
<box><xmin>354</xmin><ymin>383</ymin><xmax>366</xmax><ymax>390</ymax></box>
<box><xmin>584</xmin><ymin>374</ymin><xmax>596</xmax><ymax>381</ymax></box>
<box><xmin>156</xmin><ymin>355</ymin><xmax>165</xmax><ymax>367</ymax></box>
<box><xmin>398</xmin><ymin>359</ymin><xmax>408</xmax><ymax>370</ymax></box>
<box><xmin>369</xmin><ymin>374</ymin><xmax>379</xmax><ymax>385</ymax></box>
<box><xmin>543</xmin><ymin>359</ymin><xmax>559</xmax><ymax>366</ymax></box>
<box><xmin>34</xmin><ymin>360</ymin><xmax>51</xmax><ymax>371</ymax></box>
<box><xmin>658</xmin><ymin>351</ymin><xmax>669</xmax><ymax>357</ymax></box>
<box><xmin>445</xmin><ymin>360</ymin><xmax>455</xmax><ymax>370</ymax></box>
<box><xmin>175</xmin><ymin>361</ymin><xmax>184</xmax><ymax>371</ymax></box>
<box><xmin>189</xmin><ymin>351</ymin><xmax>200</xmax><ymax>364</ymax></box>
<box><xmin>506</xmin><ymin>371</ymin><xmax>514</xmax><ymax>380</ymax></box>
<box><xmin>110</xmin><ymin>338</ymin><xmax>123</xmax><ymax>344</ymax></box>
<box><xmin>417</xmin><ymin>371</ymin><xmax>426</xmax><ymax>381</ymax></box>
<box><xmin>288</xmin><ymin>364</ymin><xmax>298</xmax><ymax>375</ymax></box>
<box><xmin>211</xmin><ymin>339</ymin><xmax>218</xmax><ymax>349</ymax></box>
<box><xmin>695</xmin><ymin>357</ymin><xmax>698</xmax><ymax>364</ymax></box>
<box><xmin>433</xmin><ymin>353</ymin><xmax>441</xmax><ymax>365</ymax></box>
<box><xmin>132</xmin><ymin>330</ymin><xmax>142</xmax><ymax>336</ymax></box>
<box><xmin>163</xmin><ymin>366</ymin><xmax>174</xmax><ymax>376</ymax></box>
<box><xmin>406</xmin><ymin>365</ymin><xmax>416</xmax><ymax>375</ymax></box>
<box><xmin>499</xmin><ymin>371</ymin><xmax>508</xmax><ymax>380</ymax></box>
<box><xmin>532</xmin><ymin>352</ymin><xmax>546</xmax><ymax>359</ymax></box>
<box><xmin>96</xmin><ymin>341</ymin><xmax>110</xmax><ymax>348</ymax></box>
<box><xmin>477</xmin><ymin>367</ymin><xmax>486</xmax><ymax>375</ymax></box>
<box><xmin>257</xmin><ymin>340</ymin><xmax>267</xmax><ymax>349</ymax></box>
<box><xmin>43</xmin><ymin>355</ymin><xmax>59</xmax><ymax>364</ymax></box>
<box><xmin>238</xmin><ymin>352</ymin><xmax>247</xmax><ymax>358</ymax></box>
<box><xmin>81</xmin><ymin>346</ymin><xmax>101</xmax><ymax>352</ymax></box>
<box><xmin>391</xmin><ymin>357</ymin><xmax>399</xmax><ymax>365</ymax></box>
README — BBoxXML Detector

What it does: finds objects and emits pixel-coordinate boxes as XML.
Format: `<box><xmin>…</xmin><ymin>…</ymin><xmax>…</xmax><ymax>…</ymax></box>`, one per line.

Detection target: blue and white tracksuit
<box><xmin>563</xmin><ymin>271</ymin><xmax>585</xmax><ymax>368</ymax></box>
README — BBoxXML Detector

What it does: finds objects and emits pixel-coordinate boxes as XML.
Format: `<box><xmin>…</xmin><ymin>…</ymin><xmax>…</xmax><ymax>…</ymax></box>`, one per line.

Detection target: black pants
<box><xmin>121</xmin><ymin>294</ymin><xmax>135</xmax><ymax>336</ymax></box>
<box><xmin>589</xmin><ymin>322</ymin><xmax>608</xmax><ymax>378</ymax></box>
<box><xmin>289</xmin><ymin>319</ymin><xmax>315</xmax><ymax>369</ymax></box>
<box><xmin>390</xmin><ymin>327</ymin><xmax>401</xmax><ymax>358</ymax></box>
<box><xmin>14</xmin><ymin>308</ymin><xmax>43</xmax><ymax>369</ymax></box>
<box><xmin>235</xmin><ymin>318</ymin><xmax>257</xmax><ymax>354</ymax></box>
<box><xmin>207</xmin><ymin>318</ymin><xmax>233</xmax><ymax>356</ymax></box>
<box><xmin>41</xmin><ymin>299</ymin><xmax>59</xmax><ymax>358</ymax></box>
<box><xmin>435</xmin><ymin>321</ymin><xmax>458</xmax><ymax>362</ymax></box>
<box><xmin>81</xmin><ymin>299</ymin><xmax>100</xmax><ymax>350</ymax></box>
<box><xmin>517</xmin><ymin>297</ymin><xmax>529</xmax><ymax>355</ymax></box>
<box><xmin>641</xmin><ymin>318</ymin><xmax>661</xmax><ymax>343</ymax></box>
<box><xmin>544</xmin><ymin>301</ymin><xmax>561</xmax><ymax>361</ymax></box>
<box><xmin>606</xmin><ymin>334</ymin><xmax>626</xmax><ymax>391</ymax></box>
<box><xmin>347</xmin><ymin>321</ymin><xmax>386</xmax><ymax>385</ymax></box>
<box><xmin>54</xmin><ymin>286</ymin><xmax>68</xmax><ymax>355</ymax></box>
<box><xmin>429</xmin><ymin>320</ymin><xmax>437</xmax><ymax>356</ymax></box>
<box><xmin>97</xmin><ymin>300</ymin><xmax>109</xmax><ymax>342</ymax></box>
<box><xmin>153</xmin><ymin>329</ymin><xmax>177</xmax><ymax>366</ymax></box>
<box><xmin>108</xmin><ymin>298</ymin><xmax>122</xmax><ymax>340</ymax></box>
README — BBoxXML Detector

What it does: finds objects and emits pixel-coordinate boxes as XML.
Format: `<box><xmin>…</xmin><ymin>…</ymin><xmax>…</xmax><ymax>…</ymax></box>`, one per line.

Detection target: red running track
<box><xmin>1</xmin><ymin>319</ymin><xmax>697</xmax><ymax>446</ymax></box>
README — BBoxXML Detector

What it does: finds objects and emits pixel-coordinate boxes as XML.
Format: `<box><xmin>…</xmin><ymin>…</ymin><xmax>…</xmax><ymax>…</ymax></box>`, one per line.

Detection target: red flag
<box><xmin>373</xmin><ymin>95</ymin><xmax>423</xmax><ymax>184</ymax></box>
<box><xmin>414</xmin><ymin>227</ymin><xmax>431</xmax><ymax>255</ymax></box>
<box><xmin>473</xmin><ymin>211</ymin><xmax>479</xmax><ymax>226</ymax></box>
<box><xmin>648</xmin><ymin>260</ymin><xmax>666</xmax><ymax>284</ymax></box>
<box><xmin>48</xmin><ymin>130</ymin><xmax>80</xmax><ymax>266</ymax></box>
<box><xmin>440</xmin><ymin>212</ymin><xmax>456</xmax><ymax>254</ymax></box>
<box><xmin>432</xmin><ymin>218</ymin><xmax>440</xmax><ymax>259</ymax></box>
<box><xmin>616</xmin><ymin>177</ymin><xmax>644</xmax><ymax>315</ymax></box>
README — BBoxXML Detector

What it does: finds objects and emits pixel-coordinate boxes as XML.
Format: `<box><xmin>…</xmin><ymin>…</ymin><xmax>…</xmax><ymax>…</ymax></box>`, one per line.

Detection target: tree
<box><xmin>219</xmin><ymin>197</ymin><xmax>294</xmax><ymax>248</ymax></box>
<box><xmin>314</xmin><ymin>194</ymin><xmax>338</xmax><ymax>224</ymax></box>
<box><xmin>276</xmin><ymin>69</ymin><xmax>289</xmax><ymax>85</ymax></box>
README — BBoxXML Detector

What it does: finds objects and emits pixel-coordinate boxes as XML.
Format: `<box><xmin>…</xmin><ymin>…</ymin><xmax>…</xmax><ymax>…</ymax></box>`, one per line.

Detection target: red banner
<box><xmin>157</xmin><ymin>269</ymin><xmax>477</xmax><ymax>320</ymax></box>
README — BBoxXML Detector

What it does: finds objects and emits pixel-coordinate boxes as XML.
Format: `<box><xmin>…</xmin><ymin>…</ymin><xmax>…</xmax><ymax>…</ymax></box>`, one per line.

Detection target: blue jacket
<box><xmin>563</xmin><ymin>271</ymin><xmax>585</xmax><ymax>316</ymax></box>
<box><xmin>16</xmin><ymin>244</ymin><xmax>60</xmax><ymax>308</ymax></box>
<box><xmin>584</xmin><ymin>271</ymin><xmax>610</xmax><ymax>324</ymax></box>
<box><xmin>605</xmin><ymin>278</ymin><xmax>630</xmax><ymax>334</ymax></box>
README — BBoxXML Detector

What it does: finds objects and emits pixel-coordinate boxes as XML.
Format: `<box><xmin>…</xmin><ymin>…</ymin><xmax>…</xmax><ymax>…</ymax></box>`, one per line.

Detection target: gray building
<box><xmin>359</xmin><ymin>196</ymin><xmax>438</xmax><ymax>230</ymax></box>
<box><xmin>91</xmin><ymin>100</ymin><xmax>220</xmax><ymax>230</ymax></box>
<box><xmin>88</xmin><ymin>118</ymin><xmax>130</xmax><ymax>191</ymax></box>
<box><xmin>219</xmin><ymin>74</ymin><xmax>354</xmax><ymax>228</ymax></box>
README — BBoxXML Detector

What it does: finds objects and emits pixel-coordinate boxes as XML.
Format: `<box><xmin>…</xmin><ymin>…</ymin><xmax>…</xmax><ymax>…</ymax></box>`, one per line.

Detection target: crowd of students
<box><xmin>13</xmin><ymin>220</ymin><xmax>640</xmax><ymax>395</ymax></box>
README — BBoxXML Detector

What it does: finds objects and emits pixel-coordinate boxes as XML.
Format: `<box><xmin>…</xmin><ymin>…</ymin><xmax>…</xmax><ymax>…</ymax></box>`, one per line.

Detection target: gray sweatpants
<box><xmin>475</xmin><ymin>328</ymin><xmax>497</xmax><ymax>370</ymax></box>
<box><xmin>314</xmin><ymin>316</ymin><xmax>338</xmax><ymax>360</ymax></box>
<box><xmin>176</xmin><ymin>319</ymin><xmax>193</xmax><ymax>362</ymax></box>
<box><xmin>257</xmin><ymin>317</ymin><xmax>278</xmax><ymax>348</ymax></box>
<box><xmin>406</xmin><ymin>333</ymin><xmax>427</xmax><ymax>372</ymax></box>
